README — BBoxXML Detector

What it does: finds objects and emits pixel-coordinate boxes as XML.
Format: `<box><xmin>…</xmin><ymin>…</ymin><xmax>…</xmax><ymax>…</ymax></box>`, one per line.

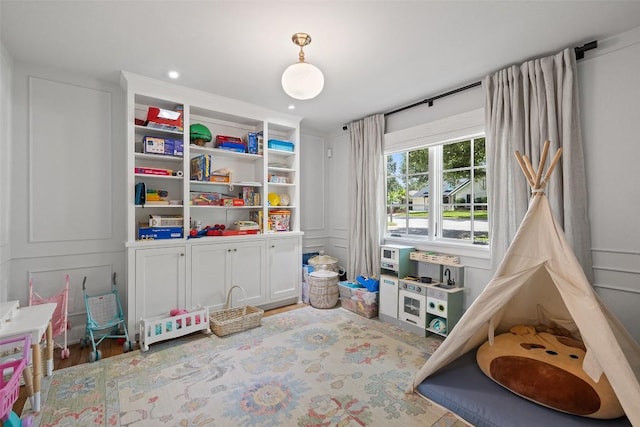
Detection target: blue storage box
<box><xmin>139</xmin><ymin>226</ymin><xmax>183</xmax><ymax>240</ymax></box>
<box><xmin>245</xmin><ymin>132</ymin><xmax>258</xmax><ymax>154</ymax></box>
<box><xmin>268</xmin><ymin>139</ymin><xmax>294</xmax><ymax>152</ymax></box>
<box><xmin>356</xmin><ymin>275</ymin><xmax>380</xmax><ymax>292</ymax></box>
<box><xmin>218</xmin><ymin>142</ymin><xmax>246</xmax><ymax>153</ymax></box>
<box><xmin>143</xmin><ymin>136</ymin><xmax>184</xmax><ymax>157</ymax></box>
<box><xmin>339</xmin><ymin>281</ymin><xmax>365</xmax><ymax>289</ymax></box>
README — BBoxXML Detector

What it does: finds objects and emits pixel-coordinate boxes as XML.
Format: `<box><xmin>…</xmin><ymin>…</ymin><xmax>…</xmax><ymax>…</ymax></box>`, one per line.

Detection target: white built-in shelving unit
<box><xmin>121</xmin><ymin>72</ymin><xmax>303</xmax><ymax>340</ymax></box>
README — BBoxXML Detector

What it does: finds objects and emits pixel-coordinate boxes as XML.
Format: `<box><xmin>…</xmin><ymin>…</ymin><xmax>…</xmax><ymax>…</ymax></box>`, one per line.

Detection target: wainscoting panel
<box><xmin>29</xmin><ymin>264</ymin><xmax>114</xmax><ymax>329</ymax></box>
<box><xmin>10</xmin><ymin>252</ymin><xmax>126</xmax><ymax>344</ymax></box>
<box><xmin>329</xmin><ymin>134</ymin><xmax>349</xmax><ymax>236</ymax></box>
<box><xmin>28</xmin><ymin>76</ymin><xmax>112</xmax><ymax>242</ymax></box>
<box><xmin>592</xmin><ymin>248</ymin><xmax>640</xmax><ymax>343</ymax></box>
<box><xmin>300</xmin><ymin>134</ymin><xmax>326</xmax><ymax>232</ymax></box>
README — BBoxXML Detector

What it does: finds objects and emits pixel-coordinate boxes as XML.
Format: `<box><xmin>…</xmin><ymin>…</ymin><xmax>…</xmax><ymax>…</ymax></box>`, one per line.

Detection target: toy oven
<box><xmin>398</xmin><ymin>282</ymin><xmax>427</xmax><ymax>328</ymax></box>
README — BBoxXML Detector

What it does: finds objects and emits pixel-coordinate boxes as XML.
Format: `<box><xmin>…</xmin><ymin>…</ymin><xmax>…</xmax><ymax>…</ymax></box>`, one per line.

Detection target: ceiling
<box><xmin>3</xmin><ymin>1</ymin><xmax>640</xmax><ymax>135</ymax></box>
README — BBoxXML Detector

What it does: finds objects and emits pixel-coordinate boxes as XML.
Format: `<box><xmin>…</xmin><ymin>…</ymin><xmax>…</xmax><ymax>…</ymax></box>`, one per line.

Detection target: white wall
<box><xmin>0</xmin><ymin>43</ymin><xmax>13</xmax><ymax>301</ymax></box>
<box><xmin>579</xmin><ymin>26</ymin><xmax>640</xmax><ymax>341</ymax></box>
<box><xmin>325</xmin><ymin>27</ymin><xmax>640</xmax><ymax>342</ymax></box>
<box><xmin>299</xmin><ymin>131</ymin><xmax>330</xmax><ymax>257</ymax></box>
<box><xmin>6</xmin><ymin>63</ymin><xmax>126</xmax><ymax>343</ymax></box>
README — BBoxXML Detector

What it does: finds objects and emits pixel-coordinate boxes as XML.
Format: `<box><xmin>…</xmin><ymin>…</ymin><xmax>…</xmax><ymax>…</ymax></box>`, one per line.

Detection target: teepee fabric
<box><xmin>411</xmin><ymin>149</ymin><xmax>640</xmax><ymax>425</ymax></box>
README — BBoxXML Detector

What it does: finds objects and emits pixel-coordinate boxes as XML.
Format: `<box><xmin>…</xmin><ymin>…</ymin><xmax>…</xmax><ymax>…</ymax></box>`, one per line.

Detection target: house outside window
<box><xmin>385</xmin><ymin>136</ymin><xmax>488</xmax><ymax>246</ymax></box>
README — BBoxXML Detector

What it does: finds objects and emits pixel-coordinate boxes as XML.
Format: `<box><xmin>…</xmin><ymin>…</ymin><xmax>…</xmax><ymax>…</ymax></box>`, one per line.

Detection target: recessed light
<box><xmin>168</xmin><ymin>70</ymin><xmax>179</xmax><ymax>79</ymax></box>
<box><xmin>288</xmin><ymin>104</ymin><xmax>296</xmax><ymax>110</ymax></box>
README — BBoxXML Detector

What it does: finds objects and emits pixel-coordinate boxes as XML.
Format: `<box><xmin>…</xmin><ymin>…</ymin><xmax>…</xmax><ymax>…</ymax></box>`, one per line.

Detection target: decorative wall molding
<box><xmin>28</xmin><ymin>76</ymin><xmax>113</xmax><ymax>243</ymax></box>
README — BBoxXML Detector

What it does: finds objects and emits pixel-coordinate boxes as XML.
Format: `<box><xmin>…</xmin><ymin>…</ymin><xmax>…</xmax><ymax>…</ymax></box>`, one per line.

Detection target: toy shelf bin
<box><xmin>267</xmin><ymin>139</ymin><xmax>294</xmax><ymax>152</ymax></box>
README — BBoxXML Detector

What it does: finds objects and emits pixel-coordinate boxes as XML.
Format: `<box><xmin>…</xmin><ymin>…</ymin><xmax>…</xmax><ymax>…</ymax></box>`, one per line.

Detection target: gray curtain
<box><xmin>485</xmin><ymin>48</ymin><xmax>593</xmax><ymax>281</ymax></box>
<box><xmin>347</xmin><ymin>114</ymin><xmax>385</xmax><ymax>280</ymax></box>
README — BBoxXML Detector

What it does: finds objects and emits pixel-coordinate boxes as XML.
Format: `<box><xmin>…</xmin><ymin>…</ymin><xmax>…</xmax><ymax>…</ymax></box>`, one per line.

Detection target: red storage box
<box><xmin>215</xmin><ymin>135</ymin><xmax>245</xmax><ymax>149</ymax></box>
<box><xmin>146</xmin><ymin>107</ymin><xmax>183</xmax><ymax>131</ymax></box>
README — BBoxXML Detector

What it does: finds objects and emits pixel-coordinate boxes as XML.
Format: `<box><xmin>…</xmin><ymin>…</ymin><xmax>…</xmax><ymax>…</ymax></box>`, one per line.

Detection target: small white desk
<box><xmin>0</xmin><ymin>302</ymin><xmax>56</xmax><ymax>412</ymax></box>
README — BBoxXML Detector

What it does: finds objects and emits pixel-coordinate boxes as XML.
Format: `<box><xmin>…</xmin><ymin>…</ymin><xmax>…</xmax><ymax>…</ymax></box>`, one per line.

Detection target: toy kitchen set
<box><xmin>379</xmin><ymin>244</ymin><xmax>465</xmax><ymax>338</ymax></box>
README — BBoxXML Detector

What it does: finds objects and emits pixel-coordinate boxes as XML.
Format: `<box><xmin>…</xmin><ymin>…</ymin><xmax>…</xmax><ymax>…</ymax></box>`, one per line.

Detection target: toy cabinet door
<box><xmin>268</xmin><ymin>235</ymin><xmax>300</xmax><ymax>300</ymax></box>
<box><xmin>191</xmin><ymin>244</ymin><xmax>229</xmax><ymax>311</ymax></box>
<box><xmin>228</xmin><ymin>240</ymin><xmax>266</xmax><ymax>307</ymax></box>
<box><xmin>135</xmin><ymin>246</ymin><xmax>187</xmax><ymax>322</ymax></box>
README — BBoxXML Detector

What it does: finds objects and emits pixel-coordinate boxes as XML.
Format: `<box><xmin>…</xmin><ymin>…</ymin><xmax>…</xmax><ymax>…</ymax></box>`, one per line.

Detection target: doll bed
<box><xmin>416</xmin><ymin>350</ymin><xmax>631</xmax><ymax>427</ymax></box>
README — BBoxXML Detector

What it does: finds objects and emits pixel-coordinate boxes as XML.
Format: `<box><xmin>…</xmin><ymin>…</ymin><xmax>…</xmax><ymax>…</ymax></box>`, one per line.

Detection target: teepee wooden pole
<box><xmin>522</xmin><ymin>155</ymin><xmax>537</xmax><ymax>188</ymax></box>
<box><xmin>534</xmin><ymin>141</ymin><xmax>551</xmax><ymax>189</ymax></box>
<box><xmin>542</xmin><ymin>148</ymin><xmax>563</xmax><ymax>185</ymax></box>
<box><xmin>514</xmin><ymin>151</ymin><xmax>535</xmax><ymax>188</ymax></box>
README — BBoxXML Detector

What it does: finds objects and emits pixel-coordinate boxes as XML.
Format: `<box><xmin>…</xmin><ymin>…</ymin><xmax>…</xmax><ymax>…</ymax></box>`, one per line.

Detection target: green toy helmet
<box><xmin>190</xmin><ymin>123</ymin><xmax>212</xmax><ymax>145</ymax></box>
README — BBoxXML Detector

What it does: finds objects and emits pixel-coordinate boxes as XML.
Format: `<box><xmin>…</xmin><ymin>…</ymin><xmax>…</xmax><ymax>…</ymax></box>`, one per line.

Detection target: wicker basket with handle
<box><xmin>209</xmin><ymin>285</ymin><xmax>264</xmax><ymax>337</ymax></box>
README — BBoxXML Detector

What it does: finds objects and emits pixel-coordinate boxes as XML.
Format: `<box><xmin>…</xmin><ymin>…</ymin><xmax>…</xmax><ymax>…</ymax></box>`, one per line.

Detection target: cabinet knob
<box><xmin>228</xmin><ymin>249</ymin><xmax>232</xmax><ymax>252</ymax></box>
<box><xmin>271</xmin><ymin>245</ymin><xmax>275</xmax><ymax>248</ymax></box>
<box><xmin>234</xmin><ymin>248</ymin><xmax>237</xmax><ymax>252</ymax></box>
<box><xmin>180</xmin><ymin>253</ymin><xmax>184</xmax><ymax>256</ymax></box>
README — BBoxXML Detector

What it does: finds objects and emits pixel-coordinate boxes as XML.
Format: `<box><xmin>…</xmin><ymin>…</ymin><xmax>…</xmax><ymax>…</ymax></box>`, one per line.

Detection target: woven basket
<box><xmin>210</xmin><ymin>286</ymin><xmax>264</xmax><ymax>337</ymax></box>
<box><xmin>308</xmin><ymin>270</ymin><xmax>339</xmax><ymax>309</ymax></box>
<box><xmin>308</xmin><ymin>255</ymin><xmax>339</xmax><ymax>273</ymax></box>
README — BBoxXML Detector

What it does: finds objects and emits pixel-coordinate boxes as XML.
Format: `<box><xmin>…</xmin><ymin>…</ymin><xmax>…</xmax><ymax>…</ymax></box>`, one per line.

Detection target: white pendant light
<box><xmin>281</xmin><ymin>33</ymin><xmax>324</xmax><ymax>100</ymax></box>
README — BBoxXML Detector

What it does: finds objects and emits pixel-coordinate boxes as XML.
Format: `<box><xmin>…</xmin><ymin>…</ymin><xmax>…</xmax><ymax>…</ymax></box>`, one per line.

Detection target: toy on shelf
<box><xmin>190</xmin><ymin>123</ymin><xmax>212</xmax><ymax>147</ymax></box>
<box><xmin>188</xmin><ymin>224</ymin><xmax>226</xmax><ymax>238</ymax></box>
<box><xmin>188</xmin><ymin>223</ymin><xmax>260</xmax><ymax>238</ymax></box>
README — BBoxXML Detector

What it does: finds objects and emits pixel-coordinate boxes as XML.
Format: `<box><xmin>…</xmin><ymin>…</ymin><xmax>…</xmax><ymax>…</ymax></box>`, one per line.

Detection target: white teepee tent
<box><xmin>411</xmin><ymin>143</ymin><xmax>640</xmax><ymax>424</ymax></box>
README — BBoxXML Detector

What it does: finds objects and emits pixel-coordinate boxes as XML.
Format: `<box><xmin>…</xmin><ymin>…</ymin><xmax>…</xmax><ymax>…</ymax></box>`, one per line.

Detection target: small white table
<box><xmin>0</xmin><ymin>302</ymin><xmax>56</xmax><ymax>412</ymax></box>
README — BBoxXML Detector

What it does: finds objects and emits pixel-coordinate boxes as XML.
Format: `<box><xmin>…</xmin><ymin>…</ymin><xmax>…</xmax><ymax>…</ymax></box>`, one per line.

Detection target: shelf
<box><xmin>135</xmin><ymin>204</ymin><xmax>183</xmax><ymax>208</ymax></box>
<box><xmin>190</xmin><ymin>180</ymin><xmax>262</xmax><ymax>187</ymax></box>
<box><xmin>135</xmin><ymin>173</ymin><xmax>183</xmax><ymax>180</ymax></box>
<box><xmin>190</xmin><ymin>145</ymin><xmax>263</xmax><ymax>161</ymax></box>
<box><xmin>135</xmin><ymin>152</ymin><xmax>183</xmax><ymax>162</ymax></box>
<box><xmin>267</xmin><ymin>182</ymin><xmax>295</xmax><ymax>187</ymax></box>
<box><xmin>267</xmin><ymin>205</ymin><xmax>295</xmax><ymax>209</ymax></box>
<box><xmin>190</xmin><ymin>205</ymin><xmax>262</xmax><ymax>209</ymax></box>
<box><xmin>426</xmin><ymin>327</ymin><xmax>447</xmax><ymax>337</ymax></box>
<box><xmin>267</xmin><ymin>148</ymin><xmax>295</xmax><ymax>157</ymax></box>
<box><xmin>268</xmin><ymin>166</ymin><xmax>294</xmax><ymax>173</ymax></box>
<box><xmin>135</xmin><ymin>124</ymin><xmax>183</xmax><ymax>137</ymax></box>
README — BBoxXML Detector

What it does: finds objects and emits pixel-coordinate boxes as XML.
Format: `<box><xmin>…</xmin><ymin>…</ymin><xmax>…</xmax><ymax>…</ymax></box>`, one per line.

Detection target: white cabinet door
<box><xmin>191</xmin><ymin>243</ymin><xmax>229</xmax><ymax>311</ymax></box>
<box><xmin>228</xmin><ymin>240</ymin><xmax>266</xmax><ymax>307</ymax></box>
<box><xmin>134</xmin><ymin>246</ymin><xmax>186</xmax><ymax>328</ymax></box>
<box><xmin>267</xmin><ymin>235</ymin><xmax>301</xmax><ymax>301</ymax></box>
<box><xmin>191</xmin><ymin>239</ymin><xmax>265</xmax><ymax>311</ymax></box>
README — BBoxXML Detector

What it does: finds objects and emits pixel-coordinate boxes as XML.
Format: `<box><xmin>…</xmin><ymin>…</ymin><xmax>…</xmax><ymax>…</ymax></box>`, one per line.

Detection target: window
<box><xmin>385</xmin><ymin>136</ymin><xmax>488</xmax><ymax>246</ymax></box>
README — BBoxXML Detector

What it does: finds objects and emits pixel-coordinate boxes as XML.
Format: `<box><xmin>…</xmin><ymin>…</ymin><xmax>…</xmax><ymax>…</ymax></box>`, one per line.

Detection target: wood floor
<box><xmin>14</xmin><ymin>303</ymin><xmax>306</xmax><ymax>415</ymax></box>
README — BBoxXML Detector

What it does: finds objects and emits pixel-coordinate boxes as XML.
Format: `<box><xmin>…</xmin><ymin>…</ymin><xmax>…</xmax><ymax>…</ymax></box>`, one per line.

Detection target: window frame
<box><xmin>383</xmin><ymin>109</ymin><xmax>489</xmax><ymax>259</ymax></box>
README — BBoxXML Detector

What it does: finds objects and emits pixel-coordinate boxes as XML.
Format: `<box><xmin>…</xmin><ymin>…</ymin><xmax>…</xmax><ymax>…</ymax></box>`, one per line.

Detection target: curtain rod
<box><xmin>383</xmin><ymin>40</ymin><xmax>598</xmax><ymax>118</ymax></box>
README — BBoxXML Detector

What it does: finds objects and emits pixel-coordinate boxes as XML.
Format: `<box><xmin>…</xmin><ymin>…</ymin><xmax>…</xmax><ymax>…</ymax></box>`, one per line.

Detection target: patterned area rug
<box><xmin>24</xmin><ymin>306</ymin><xmax>469</xmax><ymax>426</ymax></box>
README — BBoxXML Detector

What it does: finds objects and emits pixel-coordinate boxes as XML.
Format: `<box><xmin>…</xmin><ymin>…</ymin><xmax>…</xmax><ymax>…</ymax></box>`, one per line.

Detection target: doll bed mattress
<box><xmin>416</xmin><ymin>350</ymin><xmax>631</xmax><ymax>427</ymax></box>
